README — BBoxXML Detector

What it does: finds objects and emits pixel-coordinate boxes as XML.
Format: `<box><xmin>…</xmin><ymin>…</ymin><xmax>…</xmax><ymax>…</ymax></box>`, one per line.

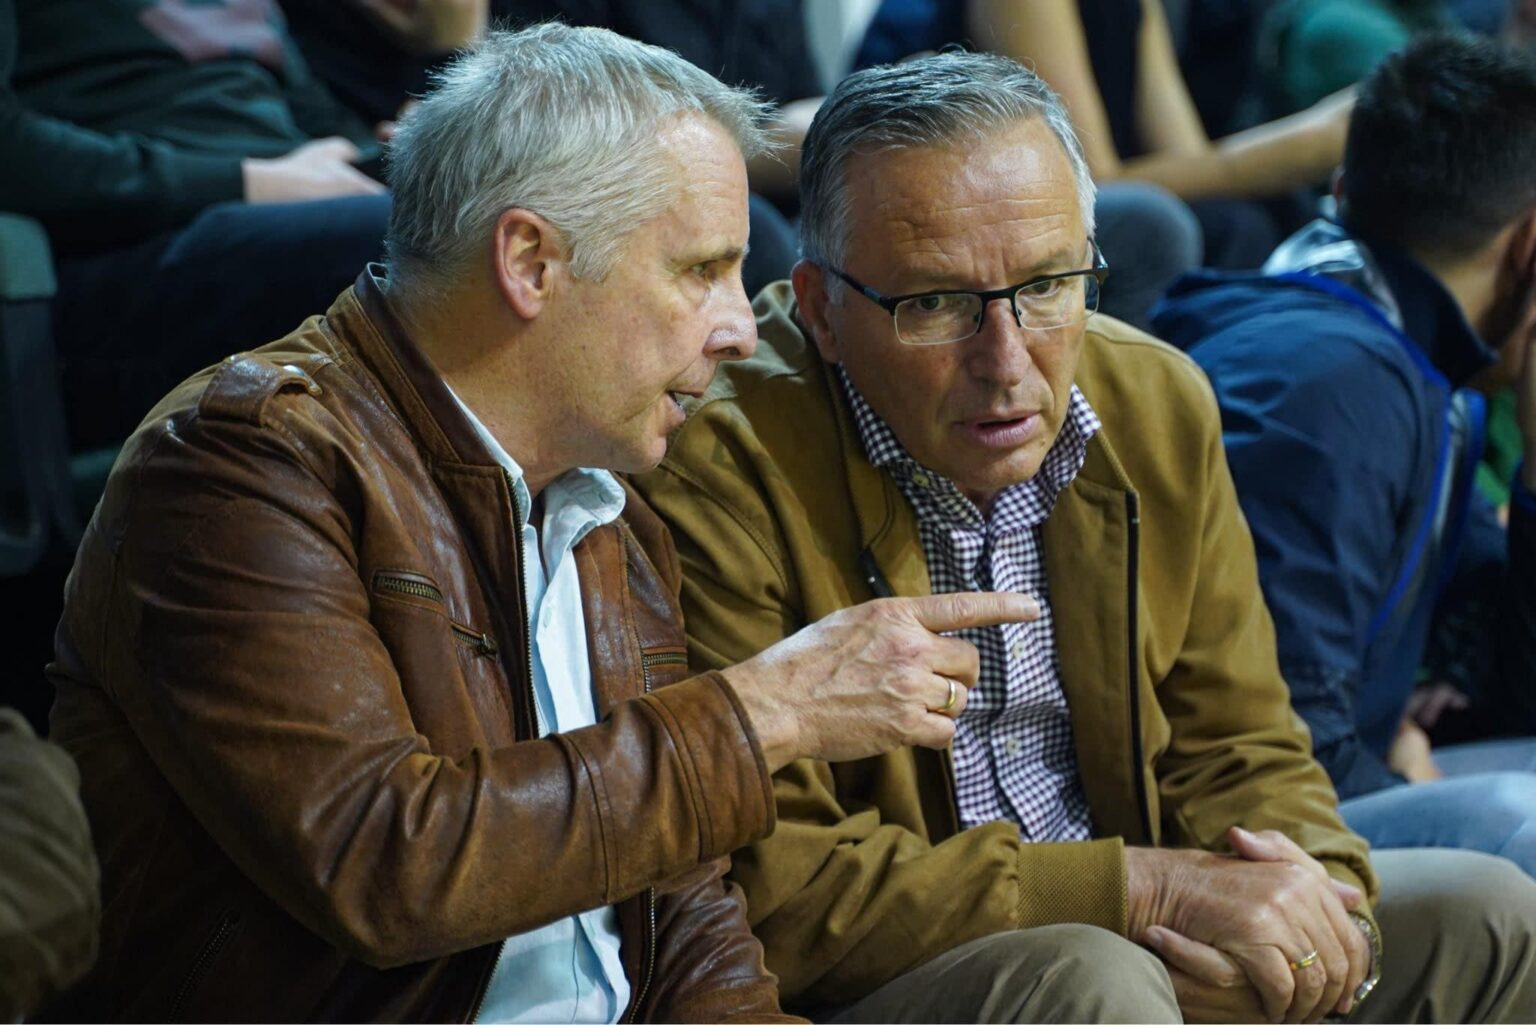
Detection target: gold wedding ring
<box><xmin>935</xmin><ymin>678</ymin><xmax>959</xmax><ymax>715</ymax></box>
<box><xmin>1288</xmin><ymin>949</ymin><xmax>1320</xmax><ymax>972</ymax></box>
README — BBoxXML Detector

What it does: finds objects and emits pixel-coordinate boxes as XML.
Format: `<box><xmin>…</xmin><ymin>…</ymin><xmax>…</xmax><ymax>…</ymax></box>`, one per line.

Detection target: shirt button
<box><xmin>1003</xmin><ymin>737</ymin><xmax>1022</xmax><ymax>756</ymax></box>
<box><xmin>1010</xmin><ymin>640</ymin><xmax>1026</xmax><ymax>660</ymax></box>
<box><xmin>911</xmin><ymin>471</ymin><xmax>931</xmax><ymax>489</ymax></box>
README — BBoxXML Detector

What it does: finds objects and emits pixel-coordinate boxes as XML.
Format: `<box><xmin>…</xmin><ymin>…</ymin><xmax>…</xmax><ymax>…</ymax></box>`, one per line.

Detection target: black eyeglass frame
<box><xmin>825</xmin><ymin>240</ymin><xmax>1109</xmax><ymax>344</ymax></box>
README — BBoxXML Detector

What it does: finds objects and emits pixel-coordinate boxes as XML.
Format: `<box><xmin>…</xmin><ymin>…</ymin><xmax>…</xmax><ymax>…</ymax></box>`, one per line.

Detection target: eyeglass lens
<box><xmin>893</xmin><ymin>274</ymin><xmax>1101</xmax><ymax>345</ymax></box>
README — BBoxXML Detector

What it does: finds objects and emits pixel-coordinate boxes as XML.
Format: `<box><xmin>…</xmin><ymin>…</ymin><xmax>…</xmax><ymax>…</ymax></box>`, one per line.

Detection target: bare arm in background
<box><xmin>970</xmin><ymin>0</ymin><xmax>1351</xmax><ymax>200</ymax></box>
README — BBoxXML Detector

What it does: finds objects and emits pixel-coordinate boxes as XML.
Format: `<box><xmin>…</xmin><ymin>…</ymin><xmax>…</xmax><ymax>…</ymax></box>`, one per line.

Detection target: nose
<box><xmin>966</xmin><ymin>296</ymin><xmax>1032</xmax><ymax>387</ymax></box>
<box><xmin>705</xmin><ymin>280</ymin><xmax>759</xmax><ymax>363</ymax></box>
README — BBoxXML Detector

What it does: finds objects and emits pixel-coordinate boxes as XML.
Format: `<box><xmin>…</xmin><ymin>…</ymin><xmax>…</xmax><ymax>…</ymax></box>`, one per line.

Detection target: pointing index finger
<box><xmin>903</xmin><ymin>592</ymin><xmax>1042</xmax><ymax>633</ymax></box>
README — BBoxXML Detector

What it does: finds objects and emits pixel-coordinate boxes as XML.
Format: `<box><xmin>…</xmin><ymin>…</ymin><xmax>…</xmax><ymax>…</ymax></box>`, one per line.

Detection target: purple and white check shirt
<box><xmin>838</xmin><ymin>366</ymin><xmax>1098</xmax><ymax>842</ymax></box>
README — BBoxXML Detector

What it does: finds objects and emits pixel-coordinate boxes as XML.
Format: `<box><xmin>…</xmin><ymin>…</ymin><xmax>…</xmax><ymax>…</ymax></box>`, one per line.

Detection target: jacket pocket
<box><xmin>170</xmin><ymin>909</ymin><xmax>241</xmax><ymax>1022</ymax></box>
<box><xmin>639</xmin><ymin>645</ymin><xmax>690</xmax><ymax>691</ymax></box>
<box><xmin>373</xmin><ymin>569</ymin><xmax>499</xmax><ymax>658</ymax></box>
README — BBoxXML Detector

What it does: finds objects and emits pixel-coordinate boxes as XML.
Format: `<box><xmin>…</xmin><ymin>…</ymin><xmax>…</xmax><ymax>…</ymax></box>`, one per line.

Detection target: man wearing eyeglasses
<box><xmin>632</xmin><ymin>50</ymin><xmax>1536</xmax><ymax>1025</ymax></box>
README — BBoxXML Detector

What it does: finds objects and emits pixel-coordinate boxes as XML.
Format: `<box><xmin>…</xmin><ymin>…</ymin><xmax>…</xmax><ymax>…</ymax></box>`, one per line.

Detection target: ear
<box><xmin>1506</xmin><ymin>206</ymin><xmax>1536</xmax><ymax>279</ymax></box>
<box><xmin>791</xmin><ymin>259</ymin><xmax>843</xmax><ymax>363</ymax></box>
<box><xmin>492</xmin><ymin>208</ymin><xmax>563</xmax><ymax>319</ymax></box>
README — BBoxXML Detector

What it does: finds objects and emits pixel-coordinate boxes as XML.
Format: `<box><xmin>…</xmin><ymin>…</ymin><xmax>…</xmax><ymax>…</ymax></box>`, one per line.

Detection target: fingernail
<box><xmin>1143</xmin><ymin>926</ymin><xmax>1164</xmax><ymax>949</ymax></box>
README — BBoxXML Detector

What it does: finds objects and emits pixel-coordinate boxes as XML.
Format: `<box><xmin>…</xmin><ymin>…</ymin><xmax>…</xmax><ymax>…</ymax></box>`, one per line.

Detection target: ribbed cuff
<box><xmin>1016</xmin><ymin>836</ymin><xmax>1128</xmax><ymax>934</ymax></box>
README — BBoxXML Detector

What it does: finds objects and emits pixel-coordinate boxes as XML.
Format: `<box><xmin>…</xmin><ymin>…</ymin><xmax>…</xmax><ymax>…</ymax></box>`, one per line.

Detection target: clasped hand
<box><xmin>1128</xmin><ymin>827</ymin><xmax>1370</xmax><ymax>1024</ymax></box>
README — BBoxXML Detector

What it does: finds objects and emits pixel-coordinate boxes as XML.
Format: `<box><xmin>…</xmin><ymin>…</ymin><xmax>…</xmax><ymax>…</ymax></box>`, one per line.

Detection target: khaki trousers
<box><xmin>822</xmin><ymin>848</ymin><xmax>1536</xmax><ymax>1024</ymax></box>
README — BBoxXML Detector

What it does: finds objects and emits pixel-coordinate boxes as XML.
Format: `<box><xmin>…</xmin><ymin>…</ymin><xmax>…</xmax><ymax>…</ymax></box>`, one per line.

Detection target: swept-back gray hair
<box><xmin>385</xmin><ymin>22</ymin><xmax>772</xmax><ymax>293</ymax></box>
<box><xmin>800</xmin><ymin>50</ymin><xmax>1097</xmax><ymax>278</ymax></box>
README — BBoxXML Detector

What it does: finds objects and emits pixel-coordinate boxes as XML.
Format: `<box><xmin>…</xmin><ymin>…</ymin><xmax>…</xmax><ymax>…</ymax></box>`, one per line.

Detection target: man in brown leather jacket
<box><xmin>41</xmin><ymin>24</ymin><xmax>1040</xmax><ymax>1021</ymax></box>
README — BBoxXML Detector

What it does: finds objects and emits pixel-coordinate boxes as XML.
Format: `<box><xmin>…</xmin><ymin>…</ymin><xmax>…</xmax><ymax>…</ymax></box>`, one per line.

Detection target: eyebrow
<box><xmin>682</xmin><ymin>242</ymin><xmax>750</xmax><ymax>268</ymax></box>
<box><xmin>899</xmin><ymin>244</ymin><xmax>1085</xmax><ymax>293</ymax></box>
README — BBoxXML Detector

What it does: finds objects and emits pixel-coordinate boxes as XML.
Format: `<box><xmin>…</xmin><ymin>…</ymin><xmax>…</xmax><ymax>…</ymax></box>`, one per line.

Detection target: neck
<box><xmin>392</xmin><ymin>278</ymin><xmax>567</xmax><ymax>498</ymax></box>
<box><xmin>1426</xmin><ymin>251</ymin><xmax>1501</xmax><ymax>337</ymax></box>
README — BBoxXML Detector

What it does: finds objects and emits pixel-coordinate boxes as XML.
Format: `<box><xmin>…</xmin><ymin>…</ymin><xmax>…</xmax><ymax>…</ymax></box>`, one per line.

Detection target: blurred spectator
<box><xmin>1174</xmin><ymin>0</ymin><xmax>1272</xmax><ymax>136</ymax></box>
<box><xmin>860</xmin><ymin>0</ymin><xmax>1355</xmax><ymax>273</ymax></box>
<box><xmin>0</xmin><ymin>0</ymin><xmax>392</xmax><ymax>449</ymax></box>
<box><xmin>280</xmin><ymin>0</ymin><xmax>487</xmax><ymax>127</ymax></box>
<box><xmin>1152</xmin><ymin>35</ymin><xmax>1536</xmax><ymax>875</ymax></box>
<box><xmin>0</xmin><ymin>707</ymin><xmax>97</xmax><ymax>1021</ymax></box>
<box><xmin>1259</xmin><ymin>0</ymin><xmax>1511</xmax><ymax>117</ymax></box>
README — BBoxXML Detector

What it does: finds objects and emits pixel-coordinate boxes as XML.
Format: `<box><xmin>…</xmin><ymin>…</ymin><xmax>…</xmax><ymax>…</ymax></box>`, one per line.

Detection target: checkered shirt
<box><xmin>837</xmin><ymin>366</ymin><xmax>1098</xmax><ymax>842</ymax></box>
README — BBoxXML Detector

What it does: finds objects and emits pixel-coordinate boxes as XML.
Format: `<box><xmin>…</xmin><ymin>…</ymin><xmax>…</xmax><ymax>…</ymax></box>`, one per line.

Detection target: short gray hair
<box><xmin>799</xmin><ymin>51</ymin><xmax>1097</xmax><ymax>275</ymax></box>
<box><xmin>385</xmin><ymin>23</ymin><xmax>772</xmax><ymax>292</ymax></box>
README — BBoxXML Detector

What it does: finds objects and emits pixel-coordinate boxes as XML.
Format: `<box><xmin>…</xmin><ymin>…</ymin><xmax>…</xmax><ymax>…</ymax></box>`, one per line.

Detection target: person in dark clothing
<box><xmin>1152</xmin><ymin>34</ymin><xmax>1536</xmax><ymax>877</ymax></box>
<box><xmin>0</xmin><ymin>0</ymin><xmax>391</xmax><ymax>448</ymax></box>
<box><xmin>280</xmin><ymin>0</ymin><xmax>487</xmax><ymax>127</ymax></box>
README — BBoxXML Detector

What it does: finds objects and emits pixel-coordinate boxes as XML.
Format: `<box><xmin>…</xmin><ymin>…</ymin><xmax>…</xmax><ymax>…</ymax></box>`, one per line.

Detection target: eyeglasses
<box><xmin>826</xmin><ymin>241</ymin><xmax>1108</xmax><ymax>346</ymax></box>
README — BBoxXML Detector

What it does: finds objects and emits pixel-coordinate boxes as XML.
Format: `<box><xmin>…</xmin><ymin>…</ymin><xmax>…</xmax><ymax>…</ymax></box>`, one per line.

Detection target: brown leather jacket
<box><xmin>45</xmin><ymin>269</ymin><xmax>790</xmax><ymax>1022</ymax></box>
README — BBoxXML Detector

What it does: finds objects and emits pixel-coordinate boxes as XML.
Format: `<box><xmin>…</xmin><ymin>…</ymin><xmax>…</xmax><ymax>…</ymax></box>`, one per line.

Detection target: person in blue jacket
<box><xmin>1152</xmin><ymin>33</ymin><xmax>1535</xmax><ymax>876</ymax></box>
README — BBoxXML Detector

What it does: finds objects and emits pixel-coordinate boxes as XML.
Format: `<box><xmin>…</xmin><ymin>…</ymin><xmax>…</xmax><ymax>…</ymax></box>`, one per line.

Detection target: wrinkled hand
<box><xmin>242</xmin><ymin>137</ymin><xmax>387</xmax><ymax>203</ymax></box>
<box><xmin>721</xmin><ymin>593</ymin><xmax>1040</xmax><ymax>772</ymax></box>
<box><xmin>1148</xmin><ymin>942</ymin><xmax>1269</xmax><ymax>1024</ymax></box>
<box><xmin>1127</xmin><ymin>827</ymin><xmax>1367</xmax><ymax>1024</ymax></box>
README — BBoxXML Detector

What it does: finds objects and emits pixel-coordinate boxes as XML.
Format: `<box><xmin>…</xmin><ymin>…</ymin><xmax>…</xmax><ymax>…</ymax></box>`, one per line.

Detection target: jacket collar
<box><xmin>337</xmin><ymin>264</ymin><xmax>509</xmax><ymax>472</ymax></box>
<box><xmin>1264</xmin><ymin>219</ymin><xmax>1495</xmax><ymax>387</ymax></box>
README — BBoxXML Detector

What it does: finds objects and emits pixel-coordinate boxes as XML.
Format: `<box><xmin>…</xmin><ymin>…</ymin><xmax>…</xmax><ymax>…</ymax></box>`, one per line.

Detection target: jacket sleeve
<box><xmin>1149</xmin><ymin>364</ymin><xmax>1377</xmax><ymax>909</ymax></box>
<box><xmin>633</xmin><ymin>442</ymin><xmax>1125</xmax><ymax>1007</ymax></box>
<box><xmin>58</xmin><ymin>404</ymin><xmax>774</xmax><ymax>971</ymax></box>
<box><xmin>1203</xmin><ymin>339</ymin><xmax>1423</xmax><ymax>800</ymax></box>
<box><xmin>0</xmin><ymin>708</ymin><xmax>99</xmax><ymax>1021</ymax></box>
<box><xmin>642</xmin><ymin>858</ymin><xmax>804</xmax><ymax>1024</ymax></box>
<box><xmin>0</xmin><ymin>0</ymin><xmax>244</xmax><ymax>244</ymax></box>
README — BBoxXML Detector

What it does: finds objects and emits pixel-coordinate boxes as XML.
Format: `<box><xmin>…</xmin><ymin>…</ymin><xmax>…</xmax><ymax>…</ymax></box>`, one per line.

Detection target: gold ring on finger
<box><xmin>935</xmin><ymin>678</ymin><xmax>958</xmax><ymax>714</ymax></box>
<box><xmin>1288</xmin><ymin>949</ymin><xmax>1320</xmax><ymax>972</ymax></box>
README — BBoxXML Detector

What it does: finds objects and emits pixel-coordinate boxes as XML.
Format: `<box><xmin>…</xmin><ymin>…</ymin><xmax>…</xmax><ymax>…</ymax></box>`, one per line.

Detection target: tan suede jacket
<box><xmin>632</xmin><ymin>282</ymin><xmax>1377</xmax><ymax>1008</ymax></box>
<box><xmin>45</xmin><ymin>270</ymin><xmax>792</xmax><ymax>1022</ymax></box>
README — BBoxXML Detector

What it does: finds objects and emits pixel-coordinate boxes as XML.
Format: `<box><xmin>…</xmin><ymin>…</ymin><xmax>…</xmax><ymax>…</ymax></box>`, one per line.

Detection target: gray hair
<box><xmin>385</xmin><ymin>23</ymin><xmax>772</xmax><ymax>293</ymax></box>
<box><xmin>799</xmin><ymin>50</ymin><xmax>1098</xmax><ymax>279</ymax></box>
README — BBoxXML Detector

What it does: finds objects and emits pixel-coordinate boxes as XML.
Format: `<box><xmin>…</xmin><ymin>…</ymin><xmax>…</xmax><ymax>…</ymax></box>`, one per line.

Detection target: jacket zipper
<box><xmin>625</xmin><ymin>658</ymin><xmax>660</xmax><ymax>1023</ymax></box>
<box><xmin>465</xmin><ymin>472</ymin><xmax>544</xmax><ymax>1023</ymax></box>
<box><xmin>450</xmin><ymin>623</ymin><xmax>499</xmax><ymax>657</ymax></box>
<box><xmin>375</xmin><ymin>572</ymin><xmax>444</xmax><ymax>604</ymax></box>
<box><xmin>506</xmin><ymin>469</ymin><xmax>543</xmax><ymax>738</ymax></box>
<box><xmin>1124</xmin><ymin>493</ymin><xmax>1154</xmax><ymax>842</ymax></box>
<box><xmin>375</xmin><ymin>573</ymin><xmax>499</xmax><ymax>657</ymax></box>
<box><xmin>170</xmin><ymin>910</ymin><xmax>238</xmax><ymax>1020</ymax></box>
<box><xmin>638</xmin><ymin>650</ymin><xmax>688</xmax><ymax>671</ymax></box>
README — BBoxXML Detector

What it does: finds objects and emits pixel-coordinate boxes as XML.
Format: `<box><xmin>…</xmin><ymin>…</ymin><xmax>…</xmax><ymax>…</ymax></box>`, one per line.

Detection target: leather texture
<box><xmin>45</xmin><ymin>269</ymin><xmax>790</xmax><ymax>1023</ymax></box>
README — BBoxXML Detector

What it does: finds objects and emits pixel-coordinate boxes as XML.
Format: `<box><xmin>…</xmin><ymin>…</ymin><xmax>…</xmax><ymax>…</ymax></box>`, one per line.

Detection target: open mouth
<box><xmin>963</xmin><ymin>413</ymin><xmax>1041</xmax><ymax>447</ymax></box>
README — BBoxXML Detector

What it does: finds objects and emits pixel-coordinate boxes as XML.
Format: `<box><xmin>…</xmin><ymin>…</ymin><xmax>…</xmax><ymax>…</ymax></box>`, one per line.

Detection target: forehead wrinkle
<box><xmin>881</xmin><ymin>211</ymin><xmax>1078</xmax><ymax>288</ymax></box>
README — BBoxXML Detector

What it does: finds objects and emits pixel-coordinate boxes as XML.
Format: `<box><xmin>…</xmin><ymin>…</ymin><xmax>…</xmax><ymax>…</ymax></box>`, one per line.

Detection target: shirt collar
<box><xmin>834</xmin><ymin>364</ymin><xmax>1100</xmax><ymax>531</ymax></box>
<box><xmin>1364</xmin><ymin>233</ymin><xmax>1497</xmax><ymax>387</ymax></box>
<box><xmin>445</xmin><ymin>386</ymin><xmax>626</xmax><ymax>528</ymax></box>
